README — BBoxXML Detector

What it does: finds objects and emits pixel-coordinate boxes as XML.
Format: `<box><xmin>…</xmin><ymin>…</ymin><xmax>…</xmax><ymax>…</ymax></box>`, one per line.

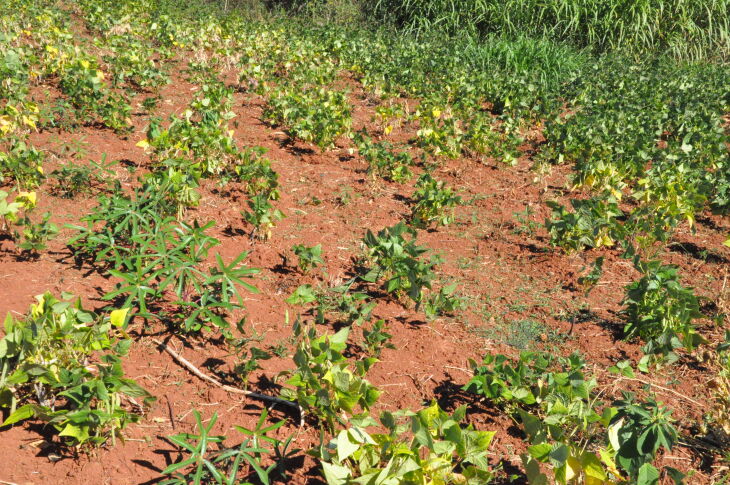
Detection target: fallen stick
<box><xmin>619</xmin><ymin>376</ymin><xmax>703</xmax><ymax>407</ymax></box>
<box><xmin>151</xmin><ymin>338</ymin><xmax>304</xmax><ymax>426</ymax></box>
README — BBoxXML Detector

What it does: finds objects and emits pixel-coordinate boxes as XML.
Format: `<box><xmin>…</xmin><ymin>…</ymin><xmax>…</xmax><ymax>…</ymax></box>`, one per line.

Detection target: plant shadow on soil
<box><xmin>4</xmin><ymin>421</ymin><xmax>69</xmax><ymax>461</ymax></box>
<box><xmin>580</xmin><ymin>309</ymin><xmax>625</xmax><ymax>341</ymax></box>
<box><xmin>275</xmin><ymin>135</ymin><xmax>316</xmax><ymax>157</ymax></box>
<box><xmin>667</xmin><ymin>240</ymin><xmax>729</xmax><ymax>264</ymax></box>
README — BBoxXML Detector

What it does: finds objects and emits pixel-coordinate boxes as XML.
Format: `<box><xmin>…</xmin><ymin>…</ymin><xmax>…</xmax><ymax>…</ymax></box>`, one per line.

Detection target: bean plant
<box><xmin>0</xmin><ymin>294</ymin><xmax>153</xmax><ymax>447</ymax></box>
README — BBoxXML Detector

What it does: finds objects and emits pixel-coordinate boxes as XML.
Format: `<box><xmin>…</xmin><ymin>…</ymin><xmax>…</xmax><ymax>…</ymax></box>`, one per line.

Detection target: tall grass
<box><xmin>366</xmin><ymin>0</ymin><xmax>730</xmax><ymax>60</ymax></box>
<box><xmin>222</xmin><ymin>0</ymin><xmax>364</xmax><ymax>23</ymax></box>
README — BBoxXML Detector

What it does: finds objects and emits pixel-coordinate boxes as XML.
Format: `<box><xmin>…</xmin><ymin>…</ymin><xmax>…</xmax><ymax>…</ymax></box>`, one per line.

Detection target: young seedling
<box><xmin>291</xmin><ymin>243</ymin><xmax>324</xmax><ymax>273</ymax></box>
<box><xmin>243</xmin><ymin>193</ymin><xmax>284</xmax><ymax>240</ymax></box>
<box><xmin>410</xmin><ymin>173</ymin><xmax>461</xmax><ymax>228</ymax></box>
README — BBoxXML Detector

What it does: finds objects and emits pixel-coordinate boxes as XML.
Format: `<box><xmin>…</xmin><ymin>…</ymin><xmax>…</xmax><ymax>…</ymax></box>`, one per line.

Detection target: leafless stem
<box><xmin>151</xmin><ymin>338</ymin><xmax>304</xmax><ymax>426</ymax></box>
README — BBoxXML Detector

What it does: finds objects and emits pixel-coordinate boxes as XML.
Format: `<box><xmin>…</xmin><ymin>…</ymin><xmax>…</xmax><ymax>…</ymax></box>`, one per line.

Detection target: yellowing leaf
<box><xmin>22</xmin><ymin>115</ymin><xmax>37</xmax><ymax>130</ymax></box>
<box><xmin>565</xmin><ymin>456</ymin><xmax>581</xmax><ymax>481</ymax></box>
<box><xmin>135</xmin><ymin>139</ymin><xmax>150</xmax><ymax>149</ymax></box>
<box><xmin>586</xmin><ymin>477</ymin><xmax>612</xmax><ymax>485</ymax></box>
<box><xmin>582</xmin><ymin>452</ymin><xmax>608</xmax><ymax>484</ymax></box>
<box><xmin>17</xmin><ymin>191</ymin><xmax>36</xmax><ymax>208</ymax></box>
<box><xmin>598</xmin><ymin>448</ymin><xmax>622</xmax><ymax>478</ymax></box>
<box><xmin>110</xmin><ymin>308</ymin><xmax>130</xmax><ymax>328</ymax></box>
<box><xmin>594</xmin><ymin>234</ymin><xmax>614</xmax><ymax>248</ymax></box>
<box><xmin>0</xmin><ymin>116</ymin><xmax>13</xmax><ymax>135</ymax></box>
<box><xmin>607</xmin><ymin>420</ymin><xmax>622</xmax><ymax>452</ymax></box>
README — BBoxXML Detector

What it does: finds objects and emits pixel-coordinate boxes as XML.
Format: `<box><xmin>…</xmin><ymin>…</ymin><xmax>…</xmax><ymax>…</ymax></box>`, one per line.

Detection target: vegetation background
<box><xmin>220</xmin><ymin>0</ymin><xmax>729</xmax><ymax>60</ymax></box>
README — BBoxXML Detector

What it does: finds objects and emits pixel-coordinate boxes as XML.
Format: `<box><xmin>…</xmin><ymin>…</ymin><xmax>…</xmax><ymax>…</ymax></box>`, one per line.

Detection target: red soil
<box><xmin>0</xmin><ymin>57</ymin><xmax>728</xmax><ymax>485</ymax></box>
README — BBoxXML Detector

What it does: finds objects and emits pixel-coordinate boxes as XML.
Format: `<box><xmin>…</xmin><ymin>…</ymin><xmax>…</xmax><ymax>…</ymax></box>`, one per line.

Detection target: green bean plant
<box><xmin>409</xmin><ymin>172</ymin><xmax>461</xmax><ymax>228</ymax></box>
<box><xmin>279</xmin><ymin>321</ymin><xmax>380</xmax><ymax>432</ymax></box>
<box><xmin>316</xmin><ymin>401</ymin><xmax>496</xmax><ymax>485</ymax></box>
<box><xmin>0</xmin><ymin>293</ymin><xmax>153</xmax><ymax>447</ymax></box>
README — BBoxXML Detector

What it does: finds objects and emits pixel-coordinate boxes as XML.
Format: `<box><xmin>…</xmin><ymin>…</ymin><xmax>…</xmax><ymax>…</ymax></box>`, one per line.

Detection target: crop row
<box><xmin>0</xmin><ymin>0</ymin><xmax>728</xmax><ymax>483</ymax></box>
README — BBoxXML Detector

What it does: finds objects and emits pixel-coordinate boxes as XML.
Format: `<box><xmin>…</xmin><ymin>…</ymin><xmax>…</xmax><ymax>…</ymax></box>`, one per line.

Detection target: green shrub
<box><xmin>361</xmin><ymin>222</ymin><xmax>440</xmax><ymax>305</ymax></box>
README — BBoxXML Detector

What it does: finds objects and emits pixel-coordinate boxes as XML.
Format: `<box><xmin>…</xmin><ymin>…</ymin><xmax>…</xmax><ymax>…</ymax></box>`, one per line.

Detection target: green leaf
<box><xmin>59</xmin><ymin>422</ymin><xmax>90</xmax><ymax>443</ymax></box>
<box><xmin>636</xmin><ymin>463</ymin><xmax>660</xmax><ymax>485</ymax></box>
<box><xmin>522</xmin><ymin>453</ymin><xmax>549</xmax><ymax>485</ymax></box>
<box><xmin>2</xmin><ymin>404</ymin><xmax>35</xmax><ymax>426</ymax></box>
<box><xmin>330</xmin><ymin>326</ymin><xmax>351</xmax><ymax>346</ymax></box>
<box><xmin>23</xmin><ymin>364</ymin><xmax>49</xmax><ymax>377</ymax></box>
<box><xmin>286</xmin><ymin>285</ymin><xmax>316</xmax><ymax>305</ymax></box>
<box><xmin>161</xmin><ymin>456</ymin><xmax>198</xmax><ymax>475</ymax></box>
<box><xmin>580</xmin><ymin>452</ymin><xmax>607</xmax><ymax>481</ymax></box>
<box><xmin>549</xmin><ymin>443</ymin><xmax>569</xmax><ymax>468</ymax></box>
<box><xmin>519</xmin><ymin>410</ymin><xmax>547</xmax><ymax>444</ymax></box>
<box><xmin>0</xmin><ymin>389</ymin><xmax>14</xmax><ymax>408</ymax></box>
<box><xmin>528</xmin><ymin>443</ymin><xmax>552</xmax><ymax>462</ymax></box>
<box><xmin>665</xmin><ymin>466</ymin><xmax>685</xmax><ymax>484</ymax></box>
<box><xmin>336</xmin><ymin>430</ymin><xmax>360</xmax><ymax>462</ymax></box>
<box><xmin>321</xmin><ymin>461</ymin><xmax>351</xmax><ymax>485</ymax></box>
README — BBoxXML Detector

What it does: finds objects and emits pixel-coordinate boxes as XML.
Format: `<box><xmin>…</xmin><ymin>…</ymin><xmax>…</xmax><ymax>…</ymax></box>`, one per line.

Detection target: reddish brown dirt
<box><xmin>0</xmin><ymin>46</ymin><xmax>729</xmax><ymax>485</ymax></box>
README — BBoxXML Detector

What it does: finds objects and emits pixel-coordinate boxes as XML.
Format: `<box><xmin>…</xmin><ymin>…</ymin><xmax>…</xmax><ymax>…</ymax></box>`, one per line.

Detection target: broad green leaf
<box><xmin>2</xmin><ymin>403</ymin><xmax>35</xmax><ymax>426</ymax></box>
<box><xmin>665</xmin><ymin>466</ymin><xmax>685</xmax><ymax>484</ymax></box>
<box><xmin>636</xmin><ymin>463</ymin><xmax>659</xmax><ymax>485</ymax></box>
<box><xmin>581</xmin><ymin>452</ymin><xmax>607</xmax><ymax>482</ymax></box>
<box><xmin>565</xmin><ymin>456</ymin><xmax>581</xmax><ymax>482</ymax></box>
<box><xmin>336</xmin><ymin>429</ymin><xmax>360</xmax><ymax>462</ymax></box>
<box><xmin>322</xmin><ymin>461</ymin><xmax>351</xmax><ymax>485</ymax></box>
<box><xmin>528</xmin><ymin>443</ymin><xmax>552</xmax><ymax>461</ymax></box>
<box><xmin>549</xmin><ymin>443</ymin><xmax>569</xmax><ymax>467</ymax></box>
<box><xmin>522</xmin><ymin>453</ymin><xmax>549</xmax><ymax>485</ymax></box>
<box><xmin>59</xmin><ymin>422</ymin><xmax>90</xmax><ymax>443</ymax></box>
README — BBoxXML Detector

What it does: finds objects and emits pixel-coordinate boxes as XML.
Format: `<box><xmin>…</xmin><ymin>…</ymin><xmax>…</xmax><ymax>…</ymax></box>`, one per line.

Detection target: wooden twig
<box><xmin>151</xmin><ymin>339</ymin><xmax>304</xmax><ymax>426</ymax></box>
<box><xmin>618</xmin><ymin>376</ymin><xmax>703</xmax><ymax>407</ymax></box>
<box><xmin>165</xmin><ymin>395</ymin><xmax>176</xmax><ymax>431</ymax></box>
<box><xmin>444</xmin><ymin>365</ymin><xmax>472</xmax><ymax>376</ymax></box>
